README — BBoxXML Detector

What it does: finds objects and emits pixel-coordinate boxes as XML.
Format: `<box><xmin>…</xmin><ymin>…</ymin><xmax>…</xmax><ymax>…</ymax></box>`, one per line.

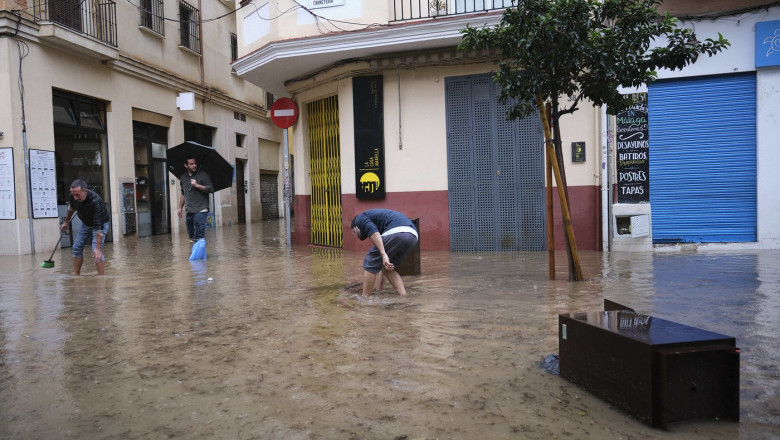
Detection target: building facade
<box><xmin>0</xmin><ymin>0</ymin><xmax>282</xmax><ymax>256</ymax></box>
<box><xmin>613</xmin><ymin>1</ymin><xmax>780</xmax><ymax>250</ymax></box>
<box><xmin>233</xmin><ymin>0</ymin><xmax>780</xmax><ymax>253</ymax></box>
<box><xmin>233</xmin><ymin>0</ymin><xmax>601</xmax><ymax>252</ymax></box>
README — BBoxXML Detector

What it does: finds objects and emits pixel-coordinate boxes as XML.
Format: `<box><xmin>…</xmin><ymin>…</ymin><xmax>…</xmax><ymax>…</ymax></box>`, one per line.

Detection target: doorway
<box><xmin>53</xmin><ymin>91</ymin><xmax>112</xmax><ymax>245</ymax></box>
<box><xmin>307</xmin><ymin>96</ymin><xmax>342</xmax><ymax>247</ymax></box>
<box><xmin>133</xmin><ymin>121</ymin><xmax>170</xmax><ymax>236</ymax></box>
<box><xmin>260</xmin><ymin>172</ymin><xmax>279</xmax><ymax>219</ymax></box>
<box><xmin>445</xmin><ymin>74</ymin><xmax>546</xmax><ymax>251</ymax></box>
<box><xmin>236</xmin><ymin>159</ymin><xmax>246</xmax><ymax>224</ymax></box>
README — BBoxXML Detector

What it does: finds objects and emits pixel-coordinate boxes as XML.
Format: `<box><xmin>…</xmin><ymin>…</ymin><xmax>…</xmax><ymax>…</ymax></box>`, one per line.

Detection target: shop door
<box><xmin>648</xmin><ymin>73</ymin><xmax>756</xmax><ymax>243</ymax></box>
<box><xmin>260</xmin><ymin>173</ymin><xmax>279</xmax><ymax>220</ymax></box>
<box><xmin>445</xmin><ymin>74</ymin><xmax>545</xmax><ymax>251</ymax></box>
<box><xmin>307</xmin><ymin>96</ymin><xmax>343</xmax><ymax>247</ymax></box>
<box><xmin>53</xmin><ymin>92</ymin><xmax>112</xmax><ymax>245</ymax></box>
<box><xmin>236</xmin><ymin>160</ymin><xmax>246</xmax><ymax>224</ymax></box>
<box><xmin>133</xmin><ymin>121</ymin><xmax>169</xmax><ymax>236</ymax></box>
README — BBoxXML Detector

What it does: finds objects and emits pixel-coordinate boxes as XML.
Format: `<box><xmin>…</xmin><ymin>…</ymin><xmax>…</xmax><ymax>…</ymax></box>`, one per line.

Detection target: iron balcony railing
<box><xmin>392</xmin><ymin>0</ymin><xmax>512</xmax><ymax>22</ymax></box>
<box><xmin>33</xmin><ymin>0</ymin><xmax>118</xmax><ymax>47</ymax></box>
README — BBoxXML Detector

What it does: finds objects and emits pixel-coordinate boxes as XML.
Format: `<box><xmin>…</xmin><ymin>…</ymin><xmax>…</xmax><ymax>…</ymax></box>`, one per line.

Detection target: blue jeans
<box><xmin>72</xmin><ymin>222</ymin><xmax>110</xmax><ymax>261</ymax></box>
<box><xmin>186</xmin><ymin>212</ymin><xmax>208</xmax><ymax>240</ymax></box>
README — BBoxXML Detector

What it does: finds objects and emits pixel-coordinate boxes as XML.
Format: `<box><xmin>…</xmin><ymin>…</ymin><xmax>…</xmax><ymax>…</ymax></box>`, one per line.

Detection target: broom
<box><xmin>41</xmin><ymin>212</ymin><xmax>73</xmax><ymax>269</ymax></box>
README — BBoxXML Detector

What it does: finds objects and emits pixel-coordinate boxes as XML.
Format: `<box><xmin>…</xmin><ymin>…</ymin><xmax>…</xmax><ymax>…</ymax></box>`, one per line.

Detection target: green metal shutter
<box><xmin>648</xmin><ymin>73</ymin><xmax>756</xmax><ymax>243</ymax></box>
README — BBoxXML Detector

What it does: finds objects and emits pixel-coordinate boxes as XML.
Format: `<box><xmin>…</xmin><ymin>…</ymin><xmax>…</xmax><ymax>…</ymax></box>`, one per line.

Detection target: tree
<box><xmin>459</xmin><ymin>0</ymin><xmax>729</xmax><ymax>280</ymax></box>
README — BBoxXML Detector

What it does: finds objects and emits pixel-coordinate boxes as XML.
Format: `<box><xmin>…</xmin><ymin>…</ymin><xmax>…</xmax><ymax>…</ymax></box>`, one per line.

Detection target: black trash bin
<box><xmin>396</xmin><ymin>218</ymin><xmax>420</xmax><ymax>276</ymax></box>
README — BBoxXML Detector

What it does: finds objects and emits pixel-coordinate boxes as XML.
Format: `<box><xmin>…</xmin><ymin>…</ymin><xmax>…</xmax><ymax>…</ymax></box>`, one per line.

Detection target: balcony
<box><xmin>392</xmin><ymin>0</ymin><xmax>512</xmax><ymax>22</ymax></box>
<box><xmin>234</xmin><ymin>2</ymin><xmax>505</xmax><ymax>96</ymax></box>
<box><xmin>33</xmin><ymin>0</ymin><xmax>119</xmax><ymax>59</ymax></box>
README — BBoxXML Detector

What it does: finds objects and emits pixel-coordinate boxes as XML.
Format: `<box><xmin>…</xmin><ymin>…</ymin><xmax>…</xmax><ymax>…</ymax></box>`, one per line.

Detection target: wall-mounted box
<box><xmin>612</xmin><ymin>203</ymin><xmax>652</xmax><ymax>251</ymax></box>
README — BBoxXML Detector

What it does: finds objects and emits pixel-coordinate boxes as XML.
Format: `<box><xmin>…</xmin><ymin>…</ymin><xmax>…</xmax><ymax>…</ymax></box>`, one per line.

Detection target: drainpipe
<box><xmin>397</xmin><ymin>66</ymin><xmax>402</xmax><ymax>150</ymax></box>
<box><xmin>601</xmin><ymin>104</ymin><xmax>609</xmax><ymax>252</ymax></box>
<box><xmin>198</xmin><ymin>0</ymin><xmax>204</xmax><ymax>86</ymax></box>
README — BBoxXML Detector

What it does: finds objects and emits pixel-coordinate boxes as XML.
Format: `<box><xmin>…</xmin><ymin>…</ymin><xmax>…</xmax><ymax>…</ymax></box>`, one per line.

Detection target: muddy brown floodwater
<box><xmin>0</xmin><ymin>220</ymin><xmax>778</xmax><ymax>439</ymax></box>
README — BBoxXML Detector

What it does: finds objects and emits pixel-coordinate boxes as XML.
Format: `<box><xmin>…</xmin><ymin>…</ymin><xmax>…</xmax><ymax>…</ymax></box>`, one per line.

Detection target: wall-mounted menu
<box><xmin>0</xmin><ymin>148</ymin><xmax>15</xmax><ymax>220</ymax></box>
<box><xmin>616</xmin><ymin>94</ymin><xmax>649</xmax><ymax>203</ymax></box>
<box><xmin>29</xmin><ymin>149</ymin><xmax>58</xmax><ymax>218</ymax></box>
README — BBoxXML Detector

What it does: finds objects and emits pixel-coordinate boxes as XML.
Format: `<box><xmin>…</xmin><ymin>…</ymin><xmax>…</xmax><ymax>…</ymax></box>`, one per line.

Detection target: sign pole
<box><xmin>270</xmin><ymin>97</ymin><xmax>298</xmax><ymax>249</ymax></box>
<box><xmin>283</xmin><ymin>128</ymin><xmax>291</xmax><ymax>248</ymax></box>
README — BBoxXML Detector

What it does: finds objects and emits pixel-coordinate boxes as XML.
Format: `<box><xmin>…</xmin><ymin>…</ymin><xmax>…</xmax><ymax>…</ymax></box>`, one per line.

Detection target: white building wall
<box><xmin>652</xmin><ymin>8</ymin><xmax>780</xmax><ymax>249</ymax></box>
<box><xmin>616</xmin><ymin>8</ymin><xmax>780</xmax><ymax>250</ymax></box>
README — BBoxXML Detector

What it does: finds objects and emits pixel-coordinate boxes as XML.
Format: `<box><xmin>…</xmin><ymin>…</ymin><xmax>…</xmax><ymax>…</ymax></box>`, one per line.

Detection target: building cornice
<box><xmin>105</xmin><ymin>55</ymin><xmax>269</xmax><ymax>120</ymax></box>
<box><xmin>233</xmin><ymin>12</ymin><xmax>503</xmax><ymax>96</ymax></box>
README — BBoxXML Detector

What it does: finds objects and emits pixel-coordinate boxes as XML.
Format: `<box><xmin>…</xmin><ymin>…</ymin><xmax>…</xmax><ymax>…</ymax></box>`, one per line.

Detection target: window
<box><xmin>230</xmin><ymin>32</ymin><xmax>238</xmax><ymax>63</ymax></box>
<box><xmin>179</xmin><ymin>1</ymin><xmax>201</xmax><ymax>53</ymax></box>
<box><xmin>140</xmin><ymin>0</ymin><xmax>165</xmax><ymax>35</ymax></box>
<box><xmin>265</xmin><ymin>92</ymin><xmax>275</xmax><ymax>109</ymax></box>
<box><xmin>233</xmin><ymin>111</ymin><xmax>246</xmax><ymax>122</ymax></box>
<box><xmin>236</xmin><ymin>133</ymin><xmax>245</xmax><ymax>148</ymax></box>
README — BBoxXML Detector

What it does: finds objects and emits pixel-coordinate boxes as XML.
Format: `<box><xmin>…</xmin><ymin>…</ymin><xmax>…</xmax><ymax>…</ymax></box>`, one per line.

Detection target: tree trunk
<box><xmin>551</xmin><ymin>105</ymin><xmax>577</xmax><ymax>280</ymax></box>
<box><xmin>536</xmin><ymin>94</ymin><xmax>583</xmax><ymax>281</ymax></box>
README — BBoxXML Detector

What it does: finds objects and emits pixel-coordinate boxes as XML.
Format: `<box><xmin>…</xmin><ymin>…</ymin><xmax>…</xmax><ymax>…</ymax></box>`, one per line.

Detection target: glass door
<box><xmin>133</xmin><ymin>122</ymin><xmax>169</xmax><ymax>236</ymax></box>
<box><xmin>151</xmin><ymin>142</ymin><xmax>169</xmax><ymax>234</ymax></box>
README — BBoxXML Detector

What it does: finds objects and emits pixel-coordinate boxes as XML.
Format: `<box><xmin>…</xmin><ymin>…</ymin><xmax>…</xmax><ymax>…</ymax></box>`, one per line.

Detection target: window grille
<box><xmin>230</xmin><ymin>32</ymin><xmax>238</xmax><ymax>62</ymax></box>
<box><xmin>178</xmin><ymin>1</ymin><xmax>201</xmax><ymax>53</ymax></box>
<box><xmin>141</xmin><ymin>0</ymin><xmax>165</xmax><ymax>35</ymax></box>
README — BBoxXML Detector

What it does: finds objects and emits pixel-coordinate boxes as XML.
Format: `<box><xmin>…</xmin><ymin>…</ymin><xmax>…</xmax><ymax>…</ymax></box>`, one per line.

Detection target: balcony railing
<box><xmin>33</xmin><ymin>0</ymin><xmax>118</xmax><ymax>47</ymax></box>
<box><xmin>392</xmin><ymin>0</ymin><xmax>512</xmax><ymax>22</ymax></box>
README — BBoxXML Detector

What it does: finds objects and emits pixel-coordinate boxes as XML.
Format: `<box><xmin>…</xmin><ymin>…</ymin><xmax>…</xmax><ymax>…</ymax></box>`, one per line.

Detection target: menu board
<box><xmin>616</xmin><ymin>94</ymin><xmax>649</xmax><ymax>203</ymax></box>
<box><xmin>0</xmin><ymin>148</ymin><xmax>15</xmax><ymax>220</ymax></box>
<box><xmin>29</xmin><ymin>149</ymin><xmax>58</xmax><ymax>218</ymax></box>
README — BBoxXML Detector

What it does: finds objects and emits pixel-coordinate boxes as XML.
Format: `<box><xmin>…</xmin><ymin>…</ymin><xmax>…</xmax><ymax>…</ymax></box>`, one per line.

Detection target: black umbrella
<box><xmin>166</xmin><ymin>141</ymin><xmax>234</xmax><ymax>192</ymax></box>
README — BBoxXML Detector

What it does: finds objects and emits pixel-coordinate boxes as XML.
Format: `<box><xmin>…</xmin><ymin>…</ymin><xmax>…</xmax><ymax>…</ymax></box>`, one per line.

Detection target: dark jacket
<box><xmin>69</xmin><ymin>190</ymin><xmax>110</xmax><ymax>228</ymax></box>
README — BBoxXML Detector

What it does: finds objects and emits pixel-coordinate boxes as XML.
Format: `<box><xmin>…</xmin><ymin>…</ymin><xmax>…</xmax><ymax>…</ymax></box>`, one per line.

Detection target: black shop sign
<box><xmin>616</xmin><ymin>94</ymin><xmax>649</xmax><ymax>203</ymax></box>
<box><xmin>353</xmin><ymin>75</ymin><xmax>385</xmax><ymax>199</ymax></box>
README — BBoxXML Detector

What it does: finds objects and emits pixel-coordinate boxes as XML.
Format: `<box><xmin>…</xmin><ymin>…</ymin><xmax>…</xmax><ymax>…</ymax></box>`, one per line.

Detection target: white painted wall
<box><xmin>289</xmin><ymin>61</ymin><xmax>599</xmax><ymax>198</ymax></box>
<box><xmin>654</xmin><ymin>8</ymin><xmax>780</xmax><ymax>249</ymax></box>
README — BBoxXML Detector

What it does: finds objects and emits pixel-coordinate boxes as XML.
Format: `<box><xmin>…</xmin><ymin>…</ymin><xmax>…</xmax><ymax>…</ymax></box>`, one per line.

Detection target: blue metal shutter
<box><xmin>445</xmin><ymin>74</ymin><xmax>545</xmax><ymax>251</ymax></box>
<box><xmin>648</xmin><ymin>73</ymin><xmax>756</xmax><ymax>243</ymax></box>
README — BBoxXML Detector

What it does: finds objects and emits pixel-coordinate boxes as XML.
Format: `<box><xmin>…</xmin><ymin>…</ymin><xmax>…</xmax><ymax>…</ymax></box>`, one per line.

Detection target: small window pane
<box><xmin>53</xmin><ymin>96</ymin><xmax>77</xmax><ymax>125</ymax></box>
<box><xmin>151</xmin><ymin>142</ymin><xmax>168</xmax><ymax>159</ymax></box>
<box><xmin>78</xmin><ymin>102</ymin><xmax>104</xmax><ymax>130</ymax></box>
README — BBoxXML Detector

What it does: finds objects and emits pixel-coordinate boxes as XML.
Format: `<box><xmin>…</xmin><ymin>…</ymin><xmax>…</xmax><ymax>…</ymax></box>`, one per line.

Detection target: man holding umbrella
<box><xmin>177</xmin><ymin>155</ymin><xmax>214</xmax><ymax>243</ymax></box>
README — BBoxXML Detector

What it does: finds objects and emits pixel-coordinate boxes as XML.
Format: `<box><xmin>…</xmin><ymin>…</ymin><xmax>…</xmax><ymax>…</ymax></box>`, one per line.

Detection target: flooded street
<box><xmin>1</xmin><ymin>220</ymin><xmax>778</xmax><ymax>440</ymax></box>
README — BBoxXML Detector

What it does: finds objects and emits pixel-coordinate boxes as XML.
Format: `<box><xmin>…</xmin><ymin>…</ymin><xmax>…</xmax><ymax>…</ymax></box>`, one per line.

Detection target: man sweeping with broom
<box><xmin>59</xmin><ymin>179</ymin><xmax>111</xmax><ymax>275</ymax></box>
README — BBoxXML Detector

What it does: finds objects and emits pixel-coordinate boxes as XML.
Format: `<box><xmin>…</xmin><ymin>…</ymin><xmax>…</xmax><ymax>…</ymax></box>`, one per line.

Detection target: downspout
<box><xmin>397</xmin><ymin>66</ymin><xmax>402</xmax><ymax>150</ymax></box>
<box><xmin>198</xmin><ymin>0</ymin><xmax>204</xmax><ymax>86</ymax></box>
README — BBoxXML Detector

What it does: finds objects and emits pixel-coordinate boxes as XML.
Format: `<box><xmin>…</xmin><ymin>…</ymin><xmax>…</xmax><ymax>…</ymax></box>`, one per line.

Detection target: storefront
<box><xmin>53</xmin><ymin>91</ymin><xmax>112</xmax><ymax>245</ymax></box>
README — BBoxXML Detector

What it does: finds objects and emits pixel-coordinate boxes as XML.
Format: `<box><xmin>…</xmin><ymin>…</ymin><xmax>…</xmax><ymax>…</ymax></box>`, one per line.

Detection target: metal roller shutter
<box><xmin>445</xmin><ymin>74</ymin><xmax>545</xmax><ymax>251</ymax></box>
<box><xmin>648</xmin><ymin>73</ymin><xmax>756</xmax><ymax>243</ymax></box>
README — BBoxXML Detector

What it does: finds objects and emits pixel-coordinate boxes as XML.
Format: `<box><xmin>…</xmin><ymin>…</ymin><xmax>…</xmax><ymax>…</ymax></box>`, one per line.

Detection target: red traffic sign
<box><xmin>270</xmin><ymin>97</ymin><xmax>299</xmax><ymax>129</ymax></box>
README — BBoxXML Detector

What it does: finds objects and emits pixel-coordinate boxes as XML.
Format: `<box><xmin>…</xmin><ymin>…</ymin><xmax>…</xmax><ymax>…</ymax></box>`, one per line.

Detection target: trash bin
<box><xmin>397</xmin><ymin>218</ymin><xmax>420</xmax><ymax>276</ymax></box>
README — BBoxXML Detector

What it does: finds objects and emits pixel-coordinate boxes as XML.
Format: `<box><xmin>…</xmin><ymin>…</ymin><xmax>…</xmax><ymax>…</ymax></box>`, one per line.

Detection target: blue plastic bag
<box><xmin>189</xmin><ymin>238</ymin><xmax>206</xmax><ymax>260</ymax></box>
<box><xmin>540</xmin><ymin>354</ymin><xmax>560</xmax><ymax>375</ymax></box>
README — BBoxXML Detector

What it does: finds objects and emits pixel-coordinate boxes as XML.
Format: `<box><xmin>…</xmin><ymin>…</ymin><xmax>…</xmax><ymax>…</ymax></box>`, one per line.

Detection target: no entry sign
<box><xmin>270</xmin><ymin>97</ymin><xmax>299</xmax><ymax>129</ymax></box>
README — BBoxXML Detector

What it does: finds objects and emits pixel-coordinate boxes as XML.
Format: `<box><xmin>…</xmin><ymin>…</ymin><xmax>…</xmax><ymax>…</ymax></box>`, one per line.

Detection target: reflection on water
<box><xmin>0</xmin><ymin>221</ymin><xmax>777</xmax><ymax>439</ymax></box>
